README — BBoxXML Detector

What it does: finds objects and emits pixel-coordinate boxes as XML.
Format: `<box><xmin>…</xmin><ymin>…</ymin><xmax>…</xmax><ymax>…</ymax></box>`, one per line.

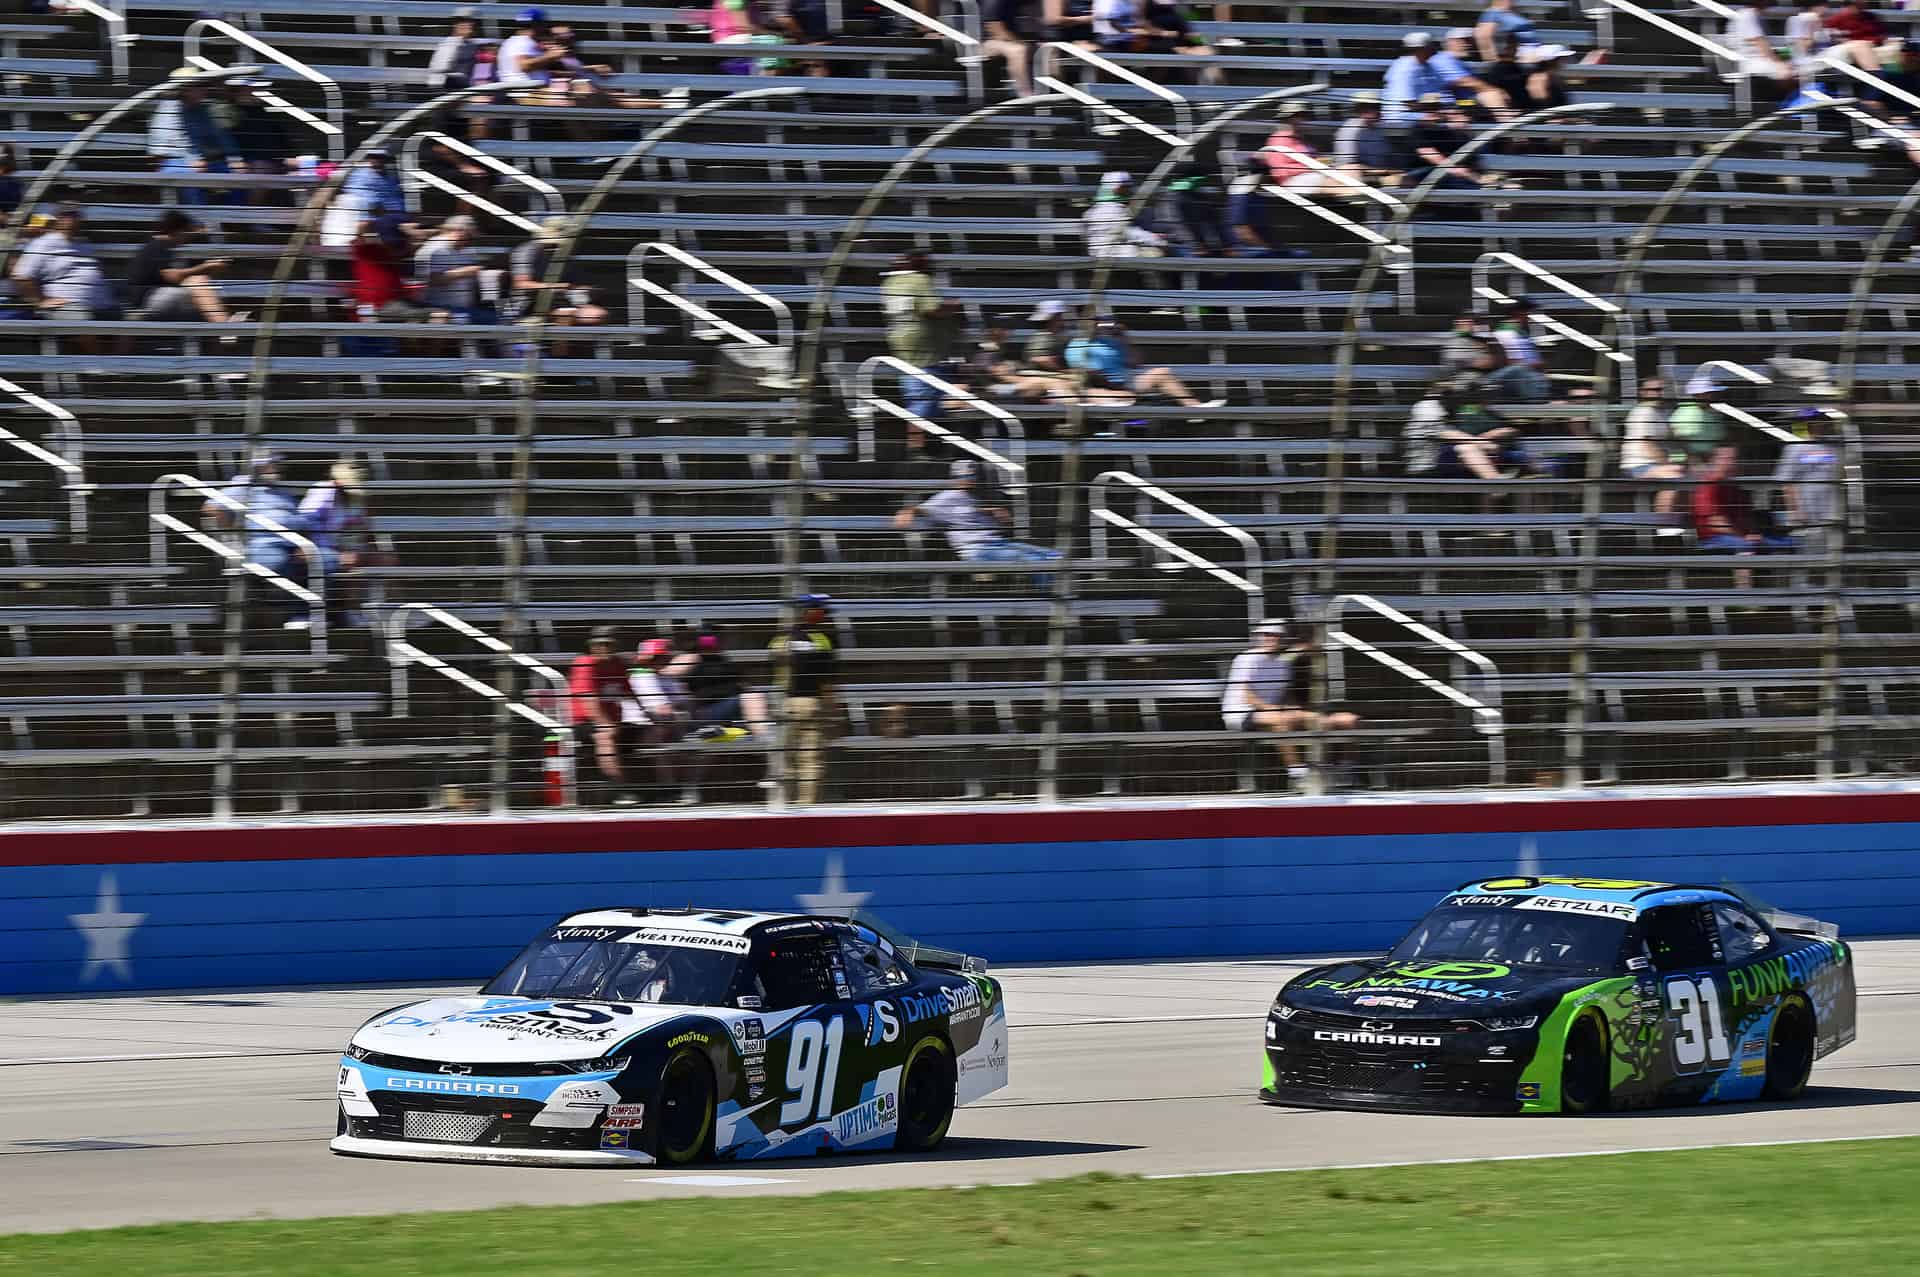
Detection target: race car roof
<box><xmin>1449</xmin><ymin>876</ymin><xmax>1743</xmax><ymax>912</ymax></box>
<box><xmin>553</xmin><ymin>907</ymin><xmax>831</xmax><ymax>937</ymax></box>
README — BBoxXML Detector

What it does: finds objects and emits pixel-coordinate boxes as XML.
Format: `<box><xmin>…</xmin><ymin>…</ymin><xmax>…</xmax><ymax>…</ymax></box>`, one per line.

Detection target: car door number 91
<box><xmin>1665</xmin><ymin>977</ymin><xmax>1731</xmax><ymax>1073</ymax></box>
<box><xmin>780</xmin><ymin>1017</ymin><xmax>846</xmax><ymax>1127</ymax></box>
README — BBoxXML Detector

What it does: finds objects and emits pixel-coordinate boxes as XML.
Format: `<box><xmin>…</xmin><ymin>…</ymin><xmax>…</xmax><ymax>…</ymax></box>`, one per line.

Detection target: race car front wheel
<box><xmin>652</xmin><ymin>1048</ymin><xmax>716</xmax><ymax>1165</ymax></box>
<box><xmin>1763</xmin><ymin>994</ymin><xmax>1816</xmax><ymax>1102</ymax></box>
<box><xmin>895</xmin><ymin>1036</ymin><xmax>956</xmax><ymax>1153</ymax></box>
<box><xmin>1559</xmin><ymin>1014</ymin><xmax>1611</xmax><ymax>1114</ymax></box>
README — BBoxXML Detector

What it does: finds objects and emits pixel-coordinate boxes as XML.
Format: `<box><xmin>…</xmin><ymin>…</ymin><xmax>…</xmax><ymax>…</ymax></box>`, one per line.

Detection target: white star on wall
<box><xmin>795</xmin><ymin>854</ymin><xmax>872</xmax><ymax>916</ymax></box>
<box><xmin>67</xmin><ymin>873</ymin><xmax>147</xmax><ymax>984</ymax></box>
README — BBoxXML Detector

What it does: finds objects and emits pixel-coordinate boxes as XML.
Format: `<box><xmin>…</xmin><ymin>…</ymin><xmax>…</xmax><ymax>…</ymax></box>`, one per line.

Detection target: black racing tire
<box><xmin>650</xmin><ymin>1048</ymin><xmax>716</xmax><ymax>1166</ymax></box>
<box><xmin>1559</xmin><ymin>1013</ymin><xmax>1611</xmax><ymax>1114</ymax></box>
<box><xmin>1763</xmin><ymin>994</ymin><xmax>1816</xmax><ymax>1102</ymax></box>
<box><xmin>895</xmin><ymin>1036</ymin><xmax>957</xmax><ymax>1153</ymax></box>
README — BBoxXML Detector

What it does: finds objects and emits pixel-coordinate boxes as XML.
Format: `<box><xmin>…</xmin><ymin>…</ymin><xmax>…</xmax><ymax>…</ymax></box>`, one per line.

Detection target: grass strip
<box><xmin>4</xmin><ymin>1137</ymin><xmax>1918</xmax><ymax>1275</ymax></box>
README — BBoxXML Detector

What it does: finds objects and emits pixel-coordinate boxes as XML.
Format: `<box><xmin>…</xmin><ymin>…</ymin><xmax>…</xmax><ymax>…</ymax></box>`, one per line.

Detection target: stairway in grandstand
<box><xmin>3</xmin><ymin>0</ymin><xmax>1920</xmax><ymax>818</ymax></box>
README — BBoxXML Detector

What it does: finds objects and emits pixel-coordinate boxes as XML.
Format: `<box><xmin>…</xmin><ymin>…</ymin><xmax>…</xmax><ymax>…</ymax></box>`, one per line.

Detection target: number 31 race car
<box><xmin>333</xmin><ymin>908</ymin><xmax>1009</xmax><ymax>1166</ymax></box>
<box><xmin>1262</xmin><ymin>875</ymin><xmax>1857</xmax><ymax>1114</ymax></box>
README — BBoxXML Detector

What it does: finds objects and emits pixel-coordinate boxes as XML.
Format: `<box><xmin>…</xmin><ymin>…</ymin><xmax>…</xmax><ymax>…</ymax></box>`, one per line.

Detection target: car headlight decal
<box><xmin>1482</xmin><ymin>1016</ymin><xmax>1539</xmax><ymax>1032</ymax></box>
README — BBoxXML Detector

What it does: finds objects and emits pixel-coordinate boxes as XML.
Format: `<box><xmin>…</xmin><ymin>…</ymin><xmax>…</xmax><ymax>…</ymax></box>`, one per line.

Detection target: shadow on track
<box><xmin>1586</xmin><ymin>1084</ymin><xmax>1920</xmax><ymax>1119</ymax></box>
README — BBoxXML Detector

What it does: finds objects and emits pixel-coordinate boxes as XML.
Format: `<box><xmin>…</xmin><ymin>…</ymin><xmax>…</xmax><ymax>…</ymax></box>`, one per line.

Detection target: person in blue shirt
<box><xmin>1382</xmin><ymin>33</ymin><xmax>1452</xmax><ymax>124</ymax></box>
<box><xmin>1066</xmin><ymin>318</ymin><xmax>1221</xmax><ymax>408</ymax></box>
<box><xmin>1431</xmin><ymin>27</ymin><xmax>1510</xmax><ymax>111</ymax></box>
<box><xmin>322</xmin><ymin>149</ymin><xmax>408</xmax><ymax>249</ymax></box>
<box><xmin>1475</xmin><ymin>0</ymin><xmax>1537</xmax><ymax>61</ymax></box>
<box><xmin>204</xmin><ymin>453</ymin><xmax>318</xmax><ymax>628</ymax></box>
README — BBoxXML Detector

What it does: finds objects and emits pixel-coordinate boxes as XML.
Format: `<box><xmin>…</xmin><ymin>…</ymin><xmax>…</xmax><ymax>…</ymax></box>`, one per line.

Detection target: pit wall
<box><xmin>8</xmin><ymin>789</ymin><xmax>1920</xmax><ymax>996</ymax></box>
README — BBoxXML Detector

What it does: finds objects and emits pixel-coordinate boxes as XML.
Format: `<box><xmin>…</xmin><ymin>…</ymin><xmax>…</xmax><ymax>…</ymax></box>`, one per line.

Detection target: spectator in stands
<box><xmin>882</xmin><ymin>252</ymin><xmax>960</xmax><ymax>417</ymax></box>
<box><xmin>1824</xmin><ymin>0</ymin><xmax>1887</xmax><ymax>72</ymax></box>
<box><xmin>1788</xmin><ymin>2</ymin><xmax>1837</xmax><ymax>85</ymax></box>
<box><xmin>416</xmin><ymin>214</ymin><xmax>495</xmax><ymax>324</ymax></box>
<box><xmin>1405</xmin><ymin>95</ymin><xmax>1486</xmax><ymax>189</ymax></box>
<box><xmin>1066</xmin><ymin>317</ymin><xmax>1222</xmax><ymax>408</ymax></box>
<box><xmin>1493</xmin><ymin>298</ymin><xmax>1546</xmax><ymax>371</ymax></box>
<box><xmin>966</xmin><ymin>313</ymin><xmax>1088</xmax><ymax>402</ymax></box>
<box><xmin>11</xmin><ymin>205</ymin><xmax>121</xmax><ymax>345</ymax></box>
<box><xmin>682</xmin><ymin>630</ymin><xmax>773</xmax><ymax>742</ymax></box>
<box><xmin>1226</xmin><ymin>156</ymin><xmax>1287</xmax><ymax>257</ymax></box>
<box><xmin>1383</xmin><ymin>33</ymin><xmax>1451</xmax><ymax>125</ymax></box>
<box><xmin>896</xmin><ymin>460</ymin><xmax>1062</xmax><ymax>583</ymax></box>
<box><xmin>1468</xmin><ymin>336</ymin><xmax>1549</xmax><ymax>403</ymax></box>
<box><xmin>1083</xmin><ymin>170</ymin><xmax>1168</xmax><ymax>257</ymax></box>
<box><xmin>507</xmin><ymin>216</ymin><xmax>607</xmax><ymax>332</ymax></box>
<box><xmin>1480</xmin><ymin>36</ymin><xmax>1532</xmax><ymax>112</ymax></box>
<box><xmin>1693</xmin><ymin>446</ymin><xmax>1795</xmax><ymax>587</ymax></box>
<box><xmin>1475</xmin><ymin>0</ymin><xmax>1537</xmax><ymax>62</ymax></box>
<box><xmin>350</xmin><ymin>209</ymin><xmax>431</xmax><ymax>338</ymax></box>
<box><xmin>125</xmin><ymin>211</ymin><xmax>242</xmax><ymax>327</ymax></box>
<box><xmin>1670</xmin><ymin>375</ymin><xmax>1729</xmax><ymax>462</ymax></box>
<box><xmin>298</xmin><ymin>460</ymin><xmax>370</xmax><ymax>624</ymax></box>
<box><xmin>1443</xmin><ymin>310</ymin><xmax>1487</xmax><ymax>370</ymax></box>
<box><xmin>428</xmin><ymin>10</ymin><xmax>483</xmax><ymax>89</ymax></box>
<box><xmin>1259</xmin><ymin>117</ymin><xmax>1331</xmax><ymax>192</ymax></box>
<box><xmin>208</xmin><ymin>453</ymin><xmax>316</xmax><ymax>628</ymax></box>
<box><xmin>1091</xmin><ymin>0</ymin><xmax>1215</xmax><ymax>58</ymax></box>
<box><xmin>1168</xmin><ymin>162</ymin><xmax>1230</xmax><ymax>256</ymax></box>
<box><xmin>1620</xmin><ymin>374</ymin><xmax>1687</xmax><ymax>528</ymax></box>
<box><xmin>148</xmin><ymin>72</ymin><xmax>240</xmax><ymax>207</ymax></box>
<box><xmin>1517</xmin><ymin>44</ymin><xmax>1576</xmax><ymax>110</ymax></box>
<box><xmin>982</xmin><ymin>0</ymin><xmax>1038</xmax><ymax>97</ymax></box>
<box><xmin>498</xmin><ymin>7</ymin><xmax>565</xmax><ymax>84</ymax></box>
<box><xmin>1333</xmin><ymin>94</ymin><xmax>1401</xmax><ymax>184</ymax></box>
<box><xmin>221</xmin><ymin>81</ymin><xmax>294</xmax><ymax>187</ymax></box>
<box><xmin>0</xmin><ymin>146</ymin><xmax>19</xmax><ymax>216</ymax></box>
<box><xmin>1221</xmin><ymin>620</ymin><xmax>1360</xmax><ymax>791</ymax></box>
<box><xmin>322</xmin><ymin>148</ymin><xmax>407</xmax><ymax>249</ymax></box>
<box><xmin>1043</xmin><ymin>0</ymin><xmax>1095</xmax><ymax>44</ymax></box>
<box><xmin>1024</xmin><ymin>299</ymin><xmax>1070</xmax><ymax>372</ymax></box>
<box><xmin>1433</xmin><ymin>27</ymin><xmax>1511</xmax><ymax>111</ymax></box>
<box><xmin>1404</xmin><ymin>376</ymin><xmax>1530</xmax><ymax>480</ymax></box>
<box><xmin>1772</xmin><ymin>409</ymin><xmax>1843</xmax><ymax>556</ymax></box>
<box><xmin>768</xmin><ymin>594</ymin><xmax>840</xmax><ymax>806</ymax></box>
<box><xmin>569</xmin><ymin>626</ymin><xmax>642</xmax><ymax>806</ymax></box>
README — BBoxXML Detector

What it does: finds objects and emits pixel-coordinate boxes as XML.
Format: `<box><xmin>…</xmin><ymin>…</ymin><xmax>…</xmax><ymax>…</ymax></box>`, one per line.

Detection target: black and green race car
<box><xmin>1261</xmin><ymin>875</ymin><xmax>1857</xmax><ymax>1114</ymax></box>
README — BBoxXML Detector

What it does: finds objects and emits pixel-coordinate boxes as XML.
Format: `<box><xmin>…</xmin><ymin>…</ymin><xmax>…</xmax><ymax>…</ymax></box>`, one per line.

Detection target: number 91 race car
<box><xmin>333</xmin><ymin>908</ymin><xmax>1009</xmax><ymax>1166</ymax></box>
<box><xmin>1261</xmin><ymin>876</ymin><xmax>1857</xmax><ymax>1115</ymax></box>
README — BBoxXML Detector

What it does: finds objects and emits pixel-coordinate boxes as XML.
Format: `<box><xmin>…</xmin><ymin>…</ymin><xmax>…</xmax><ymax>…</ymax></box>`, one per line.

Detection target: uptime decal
<box><xmin>834</xmin><ymin>1091</ymin><xmax>898</xmax><ymax>1143</ymax></box>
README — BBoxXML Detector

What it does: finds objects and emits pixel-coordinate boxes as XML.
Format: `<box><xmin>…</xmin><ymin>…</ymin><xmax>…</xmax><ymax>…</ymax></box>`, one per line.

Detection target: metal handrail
<box><xmin>54</xmin><ymin>0</ymin><xmax>130</xmax><ymax>83</ymax></box>
<box><xmin>1585</xmin><ymin>0</ymin><xmax>1754</xmax><ymax>112</ymax></box>
<box><xmin>402</xmin><ymin>132</ymin><xmax>564</xmax><ymax>234</ymax></box>
<box><xmin>148</xmin><ymin>472</ymin><xmax>327</xmax><ymax>653</ymax></box>
<box><xmin>1470</xmin><ymin>251</ymin><xmax>1631</xmax><ymax>365</ymax></box>
<box><xmin>628</xmin><ymin>241</ymin><xmax>794</xmax><ymax>349</ymax></box>
<box><xmin>0</xmin><ymin>378</ymin><xmax>90</xmax><ymax>535</ymax></box>
<box><xmin>1089</xmin><ymin>471</ymin><xmax>1263</xmax><ymax>628</ymax></box>
<box><xmin>873</xmin><ymin>0</ymin><xmax>985</xmax><ymax>99</ymax></box>
<box><xmin>384</xmin><ymin>604</ymin><xmax>570</xmax><ymax>759</ymax></box>
<box><xmin>1037</xmin><ymin>73</ymin><xmax>1185</xmax><ymax>147</ymax></box>
<box><xmin>1324</xmin><ymin>592</ymin><xmax>1505</xmax><ymax>785</ymax></box>
<box><xmin>184</xmin><ymin>21</ymin><xmax>345</xmax><ymax>162</ymax></box>
<box><xmin>1035</xmin><ymin>42</ymin><xmax>1194</xmax><ymax>139</ymax></box>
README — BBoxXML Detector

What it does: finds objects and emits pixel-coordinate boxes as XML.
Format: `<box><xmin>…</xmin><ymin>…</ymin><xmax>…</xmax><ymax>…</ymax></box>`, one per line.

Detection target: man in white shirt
<box><xmin>497</xmin><ymin>7</ymin><xmax>563</xmax><ymax>85</ymax></box>
<box><xmin>1220</xmin><ymin>620</ymin><xmax>1359</xmax><ymax>789</ymax></box>
<box><xmin>415</xmin><ymin>214</ymin><xmax>492</xmax><ymax>322</ymax></box>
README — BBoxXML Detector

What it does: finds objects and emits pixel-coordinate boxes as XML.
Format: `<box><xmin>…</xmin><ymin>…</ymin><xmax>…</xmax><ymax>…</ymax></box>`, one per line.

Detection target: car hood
<box><xmin>1280</xmin><ymin>957</ymin><xmax>1605</xmax><ymax>1019</ymax></box>
<box><xmin>350</xmin><ymin>996</ymin><xmax>700</xmax><ymax>1064</ymax></box>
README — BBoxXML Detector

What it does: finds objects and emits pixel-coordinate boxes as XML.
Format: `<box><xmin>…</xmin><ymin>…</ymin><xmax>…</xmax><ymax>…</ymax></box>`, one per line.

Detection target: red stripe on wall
<box><xmin>3</xmin><ymin>790</ymin><xmax>1919</xmax><ymax>869</ymax></box>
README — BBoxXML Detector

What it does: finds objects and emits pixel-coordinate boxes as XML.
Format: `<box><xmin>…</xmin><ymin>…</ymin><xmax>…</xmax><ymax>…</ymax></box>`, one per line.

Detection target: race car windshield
<box><xmin>484</xmin><ymin>940</ymin><xmax>742</xmax><ymax>1005</ymax></box>
<box><xmin>1388</xmin><ymin>905</ymin><xmax>1631</xmax><ymax>973</ymax></box>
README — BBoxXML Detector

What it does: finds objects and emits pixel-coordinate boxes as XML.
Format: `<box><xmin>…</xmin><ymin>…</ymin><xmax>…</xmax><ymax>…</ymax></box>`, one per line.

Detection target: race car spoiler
<box><xmin>1763</xmin><ymin>909</ymin><xmax>1840</xmax><ymax>941</ymax></box>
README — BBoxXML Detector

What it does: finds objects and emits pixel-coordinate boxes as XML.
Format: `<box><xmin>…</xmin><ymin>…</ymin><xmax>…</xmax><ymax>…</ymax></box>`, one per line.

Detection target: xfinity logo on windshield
<box><xmin>1314</xmin><ymin>1030</ymin><xmax>1442</xmax><ymax>1047</ymax></box>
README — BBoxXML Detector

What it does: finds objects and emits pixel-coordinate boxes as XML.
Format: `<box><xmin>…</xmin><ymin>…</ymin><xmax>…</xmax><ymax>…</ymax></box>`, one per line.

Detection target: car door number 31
<box><xmin>1665</xmin><ymin>977</ymin><xmax>1732</xmax><ymax>1072</ymax></box>
<box><xmin>780</xmin><ymin>1017</ymin><xmax>846</xmax><ymax>1126</ymax></box>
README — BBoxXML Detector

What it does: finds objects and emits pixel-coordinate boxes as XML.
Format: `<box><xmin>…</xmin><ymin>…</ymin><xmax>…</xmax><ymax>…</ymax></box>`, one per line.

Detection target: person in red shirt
<box><xmin>1824</xmin><ymin>0</ymin><xmax>1888</xmax><ymax>71</ymax></box>
<box><xmin>1691</xmin><ymin>446</ymin><xmax>1796</xmax><ymax>588</ymax></box>
<box><xmin>568</xmin><ymin>625</ymin><xmax>640</xmax><ymax>805</ymax></box>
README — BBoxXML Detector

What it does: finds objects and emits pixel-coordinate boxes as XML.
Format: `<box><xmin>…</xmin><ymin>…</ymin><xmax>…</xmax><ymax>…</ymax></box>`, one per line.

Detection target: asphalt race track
<box><xmin>5</xmin><ymin>942</ymin><xmax>1920</xmax><ymax>1234</ymax></box>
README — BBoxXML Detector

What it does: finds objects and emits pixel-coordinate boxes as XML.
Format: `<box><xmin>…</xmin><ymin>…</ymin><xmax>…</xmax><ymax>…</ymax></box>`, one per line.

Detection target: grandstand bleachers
<box><xmin>1</xmin><ymin>0</ymin><xmax>1918</xmax><ymax>818</ymax></box>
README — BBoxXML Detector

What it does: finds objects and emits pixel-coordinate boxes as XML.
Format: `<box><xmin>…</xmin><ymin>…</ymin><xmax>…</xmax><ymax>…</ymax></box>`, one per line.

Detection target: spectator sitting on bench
<box><xmin>1468</xmin><ymin>334</ymin><xmax>1550</xmax><ymax>403</ymax></box>
<box><xmin>681</xmin><ymin>629</ymin><xmax>773</xmax><ymax>743</ymax></box>
<box><xmin>982</xmin><ymin>0</ymin><xmax>1038</xmax><ymax>96</ymax></box>
<box><xmin>631</xmin><ymin>636</ymin><xmax>705</xmax><ymax>804</ymax></box>
<box><xmin>428</xmin><ymin>10</ymin><xmax>483</xmax><ymax>89</ymax></box>
<box><xmin>1404</xmin><ymin>375</ymin><xmax>1531</xmax><ymax>481</ymax></box>
<box><xmin>1443</xmin><ymin>310</ymin><xmax>1487</xmax><ymax>371</ymax></box>
<box><xmin>416</xmin><ymin>214</ymin><xmax>495</xmax><ymax>324</ymax></box>
<box><xmin>1620</xmin><ymin>373</ymin><xmax>1687</xmax><ymax>531</ymax></box>
<box><xmin>1091</xmin><ymin>0</ymin><xmax>1214</xmax><ymax>57</ymax></box>
<box><xmin>220</xmin><ymin>80</ymin><xmax>294</xmax><ymax>190</ymax></box>
<box><xmin>206</xmin><ymin>452</ymin><xmax>317</xmax><ymax>629</ymax></box>
<box><xmin>498</xmin><ymin>7</ymin><xmax>566</xmax><ymax>85</ymax></box>
<box><xmin>11</xmin><ymin>204</ymin><xmax>122</xmax><ymax>351</ymax></box>
<box><xmin>895</xmin><ymin>459</ymin><xmax>1062</xmax><ymax>582</ymax></box>
<box><xmin>1406</xmin><ymin>94</ymin><xmax>1488</xmax><ymax>190</ymax></box>
<box><xmin>569</xmin><ymin>625</ymin><xmax>642</xmax><ymax>806</ymax></box>
<box><xmin>1383</xmin><ymin>33</ymin><xmax>1451</xmax><ymax>124</ymax></box>
<box><xmin>147</xmin><ymin>70</ymin><xmax>239</xmax><ymax>207</ymax></box>
<box><xmin>882</xmin><ymin>251</ymin><xmax>961</xmax><ymax>418</ymax></box>
<box><xmin>1333</xmin><ymin>94</ymin><xmax>1402</xmax><ymax>185</ymax></box>
<box><xmin>1259</xmin><ymin>117</ymin><xmax>1331</xmax><ymax>193</ymax></box>
<box><xmin>0</xmin><ymin>145</ymin><xmax>20</xmax><ymax>216</ymax></box>
<box><xmin>322</xmin><ymin>147</ymin><xmax>407</xmax><ymax>248</ymax></box>
<box><xmin>1476</xmin><ymin>0</ymin><xmax>1538</xmax><ymax>62</ymax></box>
<box><xmin>1222</xmin><ymin>619</ymin><xmax>1360</xmax><ymax>791</ymax></box>
<box><xmin>1083</xmin><ymin>170</ymin><xmax>1169</xmax><ymax>258</ymax></box>
<box><xmin>1772</xmin><ymin>409</ymin><xmax>1842</xmax><ymax>558</ymax></box>
<box><xmin>126</xmin><ymin>211</ymin><xmax>242</xmax><ymax>327</ymax></box>
<box><xmin>1670</xmin><ymin>374</ymin><xmax>1730</xmax><ymax>463</ymax></box>
<box><xmin>1823</xmin><ymin>0</ymin><xmax>1887</xmax><ymax>74</ymax></box>
<box><xmin>1433</xmin><ymin>27</ymin><xmax>1511</xmax><ymax>112</ymax></box>
<box><xmin>298</xmin><ymin>460</ymin><xmax>370</xmax><ymax>626</ymax></box>
<box><xmin>1066</xmin><ymin>316</ymin><xmax>1223</xmax><ymax>408</ymax></box>
<box><xmin>1693</xmin><ymin>445</ymin><xmax>1796</xmax><ymax>587</ymax></box>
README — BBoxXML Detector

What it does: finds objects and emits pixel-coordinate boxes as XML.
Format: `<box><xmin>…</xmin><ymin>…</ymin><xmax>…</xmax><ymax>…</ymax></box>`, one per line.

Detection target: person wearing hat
<box><xmin>416</xmin><ymin>213</ymin><xmax>493</xmax><ymax>323</ymax></box>
<box><xmin>1227</xmin><ymin>154</ymin><xmax>1286</xmax><ymax>259</ymax></box>
<box><xmin>298</xmin><ymin>458</ymin><xmax>370</xmax><ymax>579</ymax></box>
<box><xmin>1432</xmin><ymin>26</ymin><xmax>1510</xmax><ymax>112</ymax></box>
<box><xmin>1516</xmin><ymin>42</ymin><xmax>1576</xmax><ymax>111</ymax></box>
<box><xmin>1406</xmin><ymin>94</ymin><xmax>1486</xmax><ymax>189</ymax></box>
<box><xmin>569</xmin><ymin>627</ymin><xmax>642</xmax><ymax>806</ymax></box>
<box><xmin>1258</xmin><ymin>116</ymin><xmax>1330</xmax><ymax>193</ymax></box>
<box><xmin>1475</xmin><ymin>0</ymin><xmax>1538</xmax><ymax>63</ymax></box>
<box><xmin>1082</xmin><ymin>170</ymin><xmax>1168</xmax><ymax>258</ymax></box>
<box><xmin>1222</xmin><ymin>620</ymin><xmax>1361</xmax><ymax>790</ymax></box>
<box><xmin>883</xmin><ymin>252</ymin><xmax>960</xmax><ymax>418</ymax></box>
<box><xmin>1333</xmin><ymin>94</ymin><xmax>1401</xmax><ymax>183</ymax></box>
<box><xmin>1066</xmin><ymin>315</ymin><xmax>1223</xmax><ymax>409</ymax></box>
<box><xmin>768</xmin><ymin>595</ymin><xmax>840</xmax><ymax>806</ymax></box>
<box><xmin>146</xmin><ymin>72</ymin><xmax>239</xmax><ymax>206</ymax></box>
<box><xmin>1382</xmin><ymin>32</ymin><xmax>1450</xmax><ymax>125</ymax></box>
<box><xmin>1670</xmin><ymin>375</ymin><xmax>1730</xmax><ymax>463</ymax></box>
<box><xmin>1772</xmin><ymin>409</ymin><xmax>1843</xmax><ymax>557</ymax></box>
<box><xmin>1691</xmin><ymin>446</ymin><xmax>1797</xmax><ymax>589</ymax></box>
<box><xmin>323</xmin><ymin>148</ymin><xmax>408</xmax><ymax>249</ymax></box>
<box><xmin>11</xmin><ymin>204</ymin><xmax>120</xmax><ymax>338</ymax></box>
<box><xmin>428</xmin><ymin>11</ymin><xmax>483</xmax><ymax>89</ymax></box>
<box><xmin>206</xmin><ymin>452</ymin><xmax>319</xmax><ymax>627</ymax></box>
<box><xmin>895</xmin><ymin>460</ymin><xmax>1063</xmax><ymax>587</ymax></box>
<box><xmin>498</xmin><ymin>7</ymin><xmax>565</xmax><ymax>85</ymax></box>
<box><xmin>219</xmin><ymin>79</ymin><xmax>293</xmax><ymax>183</ymax></box>
<box><xmin>126</xmin><ymin>210</ymin><xmax>239</xmax><ymax>326</ymax></box>
<box><xmin>1023</xmin><ymin>299</ymin><xmax>1071</xmax><ymax>373</ymax></box>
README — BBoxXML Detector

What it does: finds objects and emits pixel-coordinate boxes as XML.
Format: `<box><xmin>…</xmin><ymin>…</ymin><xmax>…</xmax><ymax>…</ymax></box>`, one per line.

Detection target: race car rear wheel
<box><xmin>652</xmin><ymin>1048</ymin><xmax>716</xmax><ymax>1165</ymax></box>
<box><xmin>895</xmin><ymin>1035</ymin><xmax>956</xmax><ymax>1153</ymax></box>
<box><xmin>1763</xmin><ymin>994</ymin><xmax>1816</xmax><ymax>1102</ymax></box>
<box><xmin>1559</xmin><ymin>1014</ymin><xmax>1611</xmax><ymax>1114</ymax></box>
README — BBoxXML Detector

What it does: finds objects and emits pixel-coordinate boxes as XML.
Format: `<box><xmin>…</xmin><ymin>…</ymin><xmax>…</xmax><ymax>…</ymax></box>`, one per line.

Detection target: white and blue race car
<box><xmin>332</xmin><ymin>907</ymin><xmax>1009</xmax><ymax>1167</ymax></box>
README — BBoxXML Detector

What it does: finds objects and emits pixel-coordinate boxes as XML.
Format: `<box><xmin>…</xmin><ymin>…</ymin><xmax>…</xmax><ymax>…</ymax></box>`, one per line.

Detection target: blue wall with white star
<box><xmin>11</xmin><ymin>808</ymin><xmax>1920</xmax><ymax>995</ymax></box>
